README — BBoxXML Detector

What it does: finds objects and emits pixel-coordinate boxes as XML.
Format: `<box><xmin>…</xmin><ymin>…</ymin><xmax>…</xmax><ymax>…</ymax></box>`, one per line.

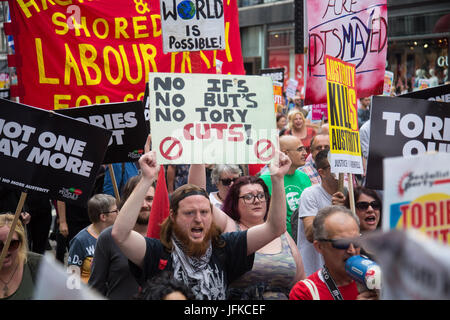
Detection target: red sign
<box><xmin>159</xmin><ymin>137</ymin><xmax>183</xmax><ymax>160</ymax></box>
<box><xmin>295</xmin><ymin>54</ymin><xmax>305</xmax><ymax>99</ymax></box>
<box><xmin>7</xmin><ymin>0</ymin><xmax>245</xmax><ymax>110</ymax></box>
<box><xmin>254</xmin><ymin>139</ymin><xmax>275</xmax><ymax>162</ymax></box>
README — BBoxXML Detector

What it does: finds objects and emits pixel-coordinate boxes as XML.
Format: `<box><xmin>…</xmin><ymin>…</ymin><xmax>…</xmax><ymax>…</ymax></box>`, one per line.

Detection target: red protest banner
<box><xmin>7</xmin><ymin>0</ymin><xmax>245</xmax><ymax>110</ymax></box>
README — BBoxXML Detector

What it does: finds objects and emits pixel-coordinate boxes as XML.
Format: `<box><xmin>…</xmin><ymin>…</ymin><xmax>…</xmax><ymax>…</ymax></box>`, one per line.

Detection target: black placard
<box><xmin>398</xmin><ymin>84</ymin><xmax>450</xmax><ymax>102</ymax></box>
<box><xmin>294</xmin><ymin>0</ymin><xmax>304</xmax><ymax>54</ymax></box>
<box><xmin>0</xmin><ymin>99</ymin><xmax>111</xmax><ymax>206</ymax></box>
<box><xmin>365</xmin><ymin>96</ymin><xmax>450</xmax><ymax>190</ymax></box>
<box><xmin>57</xmin><ymin>101</ymin><xmax>147</xmax><ymax>164</ymax></box>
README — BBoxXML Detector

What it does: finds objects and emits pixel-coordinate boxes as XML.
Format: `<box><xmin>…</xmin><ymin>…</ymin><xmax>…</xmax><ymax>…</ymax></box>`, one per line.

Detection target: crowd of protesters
<box><xmin>1</xmin><ymin>93</ymin><xmax>384</xmax><ymax>301</ymax></box>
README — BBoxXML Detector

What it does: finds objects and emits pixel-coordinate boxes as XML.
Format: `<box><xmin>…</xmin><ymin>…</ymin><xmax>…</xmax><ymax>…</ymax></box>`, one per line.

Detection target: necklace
<box><xmin>0</xmin><ymin>262</ymin><xmax>19</xmax><ymax>296</ymax></box>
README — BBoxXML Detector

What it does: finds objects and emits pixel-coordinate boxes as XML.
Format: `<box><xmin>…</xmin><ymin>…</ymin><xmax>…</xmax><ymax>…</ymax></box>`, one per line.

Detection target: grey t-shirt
<box><xmin>296</xmin><ymin>184</ymin><xmax>331</xmax><ymax>277</ymax></box>
<box><xmin>88</xmin><ymin>226</ymin><xmax>139</xmax><ymax>300</ymax></box>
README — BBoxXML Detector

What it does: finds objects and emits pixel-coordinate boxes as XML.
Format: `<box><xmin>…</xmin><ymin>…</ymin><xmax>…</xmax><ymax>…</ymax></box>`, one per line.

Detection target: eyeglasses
<box><xmin>318</xmin><ymin>237</ymin><xmax>361</xmax><ymax>250</ymax></box>
<box><xmin>239</xmin><ymin>193</ymin><xmax>267</xmax><ymax>204</ymax></box>
<box><xmin>287</xmin><ymin>146</ymin><xmax>306</xmax><ymax>153</ymax></box>
<box><xmin>0</xmin><ymin>239</ymin><xmax>21</xmax><ymax>252</ymax></box>
<box><xmin>319</xmin><ymin>165</ymin><xmax>330</xmax><ymax>170</ymax></box>
<box><xmin>220</xmin><ymin>178</ymin><xmax>238</xmax><ymax>186</ymax></box>
<box><xmin>355</xmin><ymin>201</ymin><xmax>381</xmax><ymax>211</ymax></box>
<box><xmin>103</xmin><ymin>209</ymin><xmax>119</xmax><ymax>215</ymax></box>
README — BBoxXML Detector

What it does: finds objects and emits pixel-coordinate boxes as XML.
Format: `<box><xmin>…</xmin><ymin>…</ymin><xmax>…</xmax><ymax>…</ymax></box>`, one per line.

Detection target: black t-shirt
<box><xmin>129</xmin><ymin>230</ymin><xmax>254</xmax><ymax>300</ymax></box>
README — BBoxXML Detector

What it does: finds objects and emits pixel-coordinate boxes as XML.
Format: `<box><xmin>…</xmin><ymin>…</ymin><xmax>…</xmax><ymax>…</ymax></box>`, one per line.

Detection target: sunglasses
<box><xmin>355</xmin><ymin>201</ymin><xmax>381</xmax><ymax>211</ymax></box>
<box><xmin>0</xmin><ymin>239</ymin><xmax>21</xmax><ymax>252</ymax></box>
<box><xmin>318</xmin><ymin>238</ymin><xmax>361</xmax><ymax>250</ymax></box>
<box><xmin>220</xmin><ymin>178</ymin><xmax>238</xmax><ymax>186</ymax></box>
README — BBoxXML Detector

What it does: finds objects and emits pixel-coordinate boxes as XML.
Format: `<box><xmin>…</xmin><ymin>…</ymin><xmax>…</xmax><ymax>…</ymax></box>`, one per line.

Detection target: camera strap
<box><xmin>322</xmin><ymin>266</ymin><xmax>344</xmax><ymax>300</ymax></box>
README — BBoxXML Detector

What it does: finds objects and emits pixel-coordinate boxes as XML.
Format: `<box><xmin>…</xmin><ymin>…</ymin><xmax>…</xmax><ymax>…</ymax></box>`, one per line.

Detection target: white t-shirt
<box><xmin>296</xmin><ymin>184</ymin><xmax>332</xmax><ymax>276</ymax></box>
<box><xmin>209</xmin><ymin>192</ymin><xmax>223</xmax><ymax>210</ymax></box>
<box><xmin>359</xmin><ymin>120</ymin><xmax>370</xmax><ymax>159</ymax></box>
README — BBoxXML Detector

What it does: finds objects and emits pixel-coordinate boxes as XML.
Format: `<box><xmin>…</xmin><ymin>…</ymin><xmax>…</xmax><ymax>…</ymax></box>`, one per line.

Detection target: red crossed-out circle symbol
<box><xmin>159</xmin><ymin>137</ymin><xmax>183</xmax><ymax>160</ymax></box>
<box><xmin>254</xmin><ymin>139</ymin><xmax>275</xmax><ymax>162</ymax></box>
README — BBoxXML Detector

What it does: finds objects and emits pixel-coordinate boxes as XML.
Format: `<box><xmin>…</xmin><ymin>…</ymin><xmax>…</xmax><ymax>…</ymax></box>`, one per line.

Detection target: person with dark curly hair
<box><xmin>344</xmin><ymin>186</ymin><xmax>382</xmax><ymax>233</ymax></box>
<box><xmin>135</xmin><ymin>271</ymin><xmax>195</xmax><ymax>300</ymax></box>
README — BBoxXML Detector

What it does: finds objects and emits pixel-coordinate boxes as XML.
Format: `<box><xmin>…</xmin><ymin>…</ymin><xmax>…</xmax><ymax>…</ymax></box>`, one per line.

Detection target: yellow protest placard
<box><xmin>325</xmin><ymin>55</ymin><xmax>363</xmax><ymax>174</ymax></box>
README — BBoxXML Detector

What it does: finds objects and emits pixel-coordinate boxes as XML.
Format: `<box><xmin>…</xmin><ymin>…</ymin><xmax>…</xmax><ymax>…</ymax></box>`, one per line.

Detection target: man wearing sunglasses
<box><xmin>260</xmin><ymin>135</ymin><xmax>311</xmax><ymax>237</ymax></box>
<box><xmin>290</xmin><ymin>206</ymin><xmax>378</xmax><ymax>300</ymax></box>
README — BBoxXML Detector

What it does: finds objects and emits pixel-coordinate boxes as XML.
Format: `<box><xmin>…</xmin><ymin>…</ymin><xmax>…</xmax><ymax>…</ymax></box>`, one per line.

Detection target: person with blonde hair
<box><xmin>283</xmin><ymin>110</ymin><xmax>317</xmax><ymax>155</ymax></box>
<box><xmin>0</xmin><ymin>213</ymin><xmax>42</xmax><ymax>299</ymax></box>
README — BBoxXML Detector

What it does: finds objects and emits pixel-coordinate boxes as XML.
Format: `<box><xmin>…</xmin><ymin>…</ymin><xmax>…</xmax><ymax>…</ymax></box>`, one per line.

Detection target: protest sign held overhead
<box><xmin>383</xmin><ymin>153</ymin><xmax>450</xmax><ymax>245</ymax></box>
<box><xmin>160</xmin><ymin>0</ymin><xmax>225</xmax><ymax>53</ymax></box>
<box><xmin>311</xmin><ymin>104</ymin><xmax>328</xmax><ymax>121</ymax></box>
<box><xmin>325</xmin><ymin>55</ymin><xmax>363</xmax><ymax>174</ymax></box>
<box><xmin>383</xmin><ymin>71</ymin><xmax>394</xmax><ymax>96</ymax></box>
<box><xmin>260</xmin><ymin>68</ymin><xmax>285</xmax><ymax>110</ymax></box>
<box><xmin>57</xmin><ymin>101</ymin><xmax>148</xmax><ymax>163</ymax></box>
<box><xmin>7</xmin><ymin>0</ymin><xmax>244</xmax><ymax>110</ymax></box>
<box><xmin>0</xmin><ymin>99</ymin><xmax>111</xmax><ymax>206</ymax></box>
<box><xmin>366</xmin><ymin>95</ymin><xmax>450</xmax><ymax>190</ymax></box>
<box><xmin>305</xmin><ymin>0</ymin><xmax>388</xmax><ymax>105</ymax></box>
<box><xmin>149</xmin><ymin>73</ymin><xmax>278</xmax><ymax>164</ymax></box>
<box><xmin>399</xmin><ymin>83</ymin><xmax>450</xmax><ymax>102</ymax></box>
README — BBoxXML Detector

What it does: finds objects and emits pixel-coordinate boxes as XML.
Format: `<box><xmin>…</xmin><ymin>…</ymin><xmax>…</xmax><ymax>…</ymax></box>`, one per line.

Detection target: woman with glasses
<box><xmin>67</xmin><ymin>194</ymin><xmax>118</xmax><ymax>283</ymax></box>
<box><xmin>344</xmin><ymin>186</ymin><xmax>382</xmax><ymax>233</ymax></box>
<box><xmin>209</xmin><ymin>165</ymin><xmax>242</xmax><ymax>210</ymax></box>
<box><xmin>189</xmin><ymin>164</ymin><xmax>305</xmax><ymax>300</ymax></box>
<box><xmin>222</xmin><ymin>176</ymin><xmax>305</xmax><ymax>300</ymax></box>
<box><xmin>0</xmin><ymin>213</ymin><xmax>42</xmax><ymax>299</ymax></box>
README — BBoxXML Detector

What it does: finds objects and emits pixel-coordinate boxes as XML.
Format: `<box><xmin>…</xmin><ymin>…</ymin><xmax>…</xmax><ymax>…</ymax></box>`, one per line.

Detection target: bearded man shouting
<box><xmin>112</xmin><ymin>150</ymin><xmax>290</xmax><ymax>300</ymax></box>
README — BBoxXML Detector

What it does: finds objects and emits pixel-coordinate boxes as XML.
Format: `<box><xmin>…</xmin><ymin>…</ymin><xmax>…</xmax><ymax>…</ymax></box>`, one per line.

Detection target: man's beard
<box><xmin>172</xmin><ymin>221</ymin><xmax>217</xmax><ymax>258</ymax></box>
<box><xmin>136</xmin><ymin>208</ymin><xmax>150</xmax><ymax>225</ymax></box>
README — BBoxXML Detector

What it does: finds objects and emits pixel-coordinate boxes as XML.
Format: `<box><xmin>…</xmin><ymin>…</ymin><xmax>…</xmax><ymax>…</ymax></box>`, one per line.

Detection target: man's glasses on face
<box><xmin>239</xmin><ymin>193</ymin><xmax>267</xmax><ymax>204</ymax></box>
<box><xmin>102</xmin><ymin>209</ymin><xmax>119</xmax><ymax>215</ymax></box>
<box><xmin>318</xmin><ymin>237</ymin><xmax>361</xmax><ymax>250</ymax></box>
<box><xmin>220</xmin><ymin>178</ymin><xmax>238</xmax><ymax>186</ymax></box>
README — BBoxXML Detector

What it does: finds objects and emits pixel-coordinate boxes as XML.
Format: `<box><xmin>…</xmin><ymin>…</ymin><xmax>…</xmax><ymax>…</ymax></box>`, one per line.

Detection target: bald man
<box><xmin>260</xmin><ymin>135</ymin><xmax>312</xmax><ymax>236</ymax></box>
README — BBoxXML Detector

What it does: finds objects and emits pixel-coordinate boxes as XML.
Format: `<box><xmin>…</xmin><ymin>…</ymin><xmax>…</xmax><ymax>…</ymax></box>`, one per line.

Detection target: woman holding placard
<box><xmin>0</xmin><ymin>213</ymin><xmax>42</xmax><ymax>299</ymax></box>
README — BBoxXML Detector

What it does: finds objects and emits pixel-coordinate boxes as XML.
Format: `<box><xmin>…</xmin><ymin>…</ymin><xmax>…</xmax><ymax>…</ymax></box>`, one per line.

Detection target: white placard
<box><xmin>160</xmin><ymin>0</ymin><xmax>225</xmax><ymax>53</ymax></box>
<box><xmin>149</xmin><ymin>73</ymin><xmax>278</xmax><ymax>164</ymax></box>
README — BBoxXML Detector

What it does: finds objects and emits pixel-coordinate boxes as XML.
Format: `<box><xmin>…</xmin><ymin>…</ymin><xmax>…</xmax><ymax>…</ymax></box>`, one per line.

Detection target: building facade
<box><xmin>239</xmin><ymin>0</ymin><xmax>450</xmax><ymax>96</ymax></box>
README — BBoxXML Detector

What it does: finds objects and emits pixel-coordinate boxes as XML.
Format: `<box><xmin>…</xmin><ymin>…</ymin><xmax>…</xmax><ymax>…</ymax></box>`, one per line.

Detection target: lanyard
<box><xmin>322</xmin><ymin>266</ymin><xmax>344</xmax><ymax>300</ymax></box>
